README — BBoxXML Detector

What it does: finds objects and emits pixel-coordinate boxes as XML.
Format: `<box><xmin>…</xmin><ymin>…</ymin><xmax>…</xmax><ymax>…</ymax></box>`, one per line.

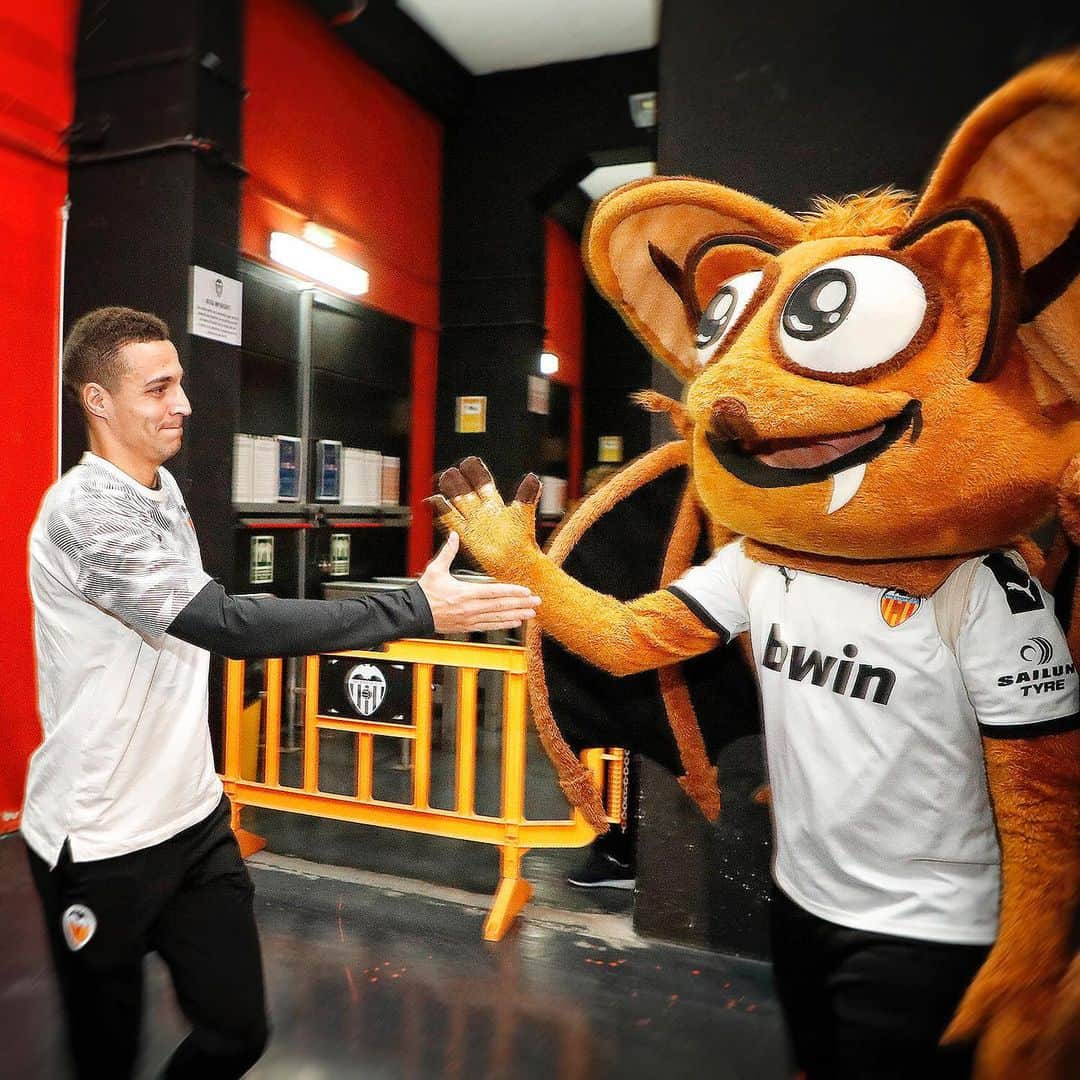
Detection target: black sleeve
<box><xmin>167</xmin><ymin>580</ymin><xmax>435</xmax><ymax>659</ymax></box>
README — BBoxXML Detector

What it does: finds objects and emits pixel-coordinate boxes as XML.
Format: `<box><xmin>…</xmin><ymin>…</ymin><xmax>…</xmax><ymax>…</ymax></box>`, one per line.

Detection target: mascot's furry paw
<box><xmin>943</xmin><ymin>952</ymin><xmax>1078</xmax><ymax>1080</ymax></box>
<box><xmin>429</xmin><ymin>457</ymin><xmax>543</xmax><ymax>586</ymax></box>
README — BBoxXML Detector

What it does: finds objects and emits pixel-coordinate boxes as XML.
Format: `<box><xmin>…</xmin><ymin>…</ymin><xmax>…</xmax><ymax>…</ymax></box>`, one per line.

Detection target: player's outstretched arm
<box><xmin>429</xmin><ymin>457</ymin><xmax>721</xmax><ymax>675</ymax></box>
<box><xmin>416</xmin><ymin>530</ymin><xmax>541</xmax><ymax>633</ymax></box>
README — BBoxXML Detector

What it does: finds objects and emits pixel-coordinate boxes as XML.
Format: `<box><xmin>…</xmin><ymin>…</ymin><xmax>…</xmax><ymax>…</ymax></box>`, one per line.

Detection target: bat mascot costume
<box><xmin>432</xmin><ymin>53</ymin><xmax>1080</xmax><ymax>1079</ymax></box>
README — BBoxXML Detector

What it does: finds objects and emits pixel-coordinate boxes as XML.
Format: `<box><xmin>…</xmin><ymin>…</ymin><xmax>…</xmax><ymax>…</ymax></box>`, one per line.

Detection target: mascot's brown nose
<box><xmin>710</xmin><ymin>397</ymin><xmax>757</xmax><ymax>442</ymax></box>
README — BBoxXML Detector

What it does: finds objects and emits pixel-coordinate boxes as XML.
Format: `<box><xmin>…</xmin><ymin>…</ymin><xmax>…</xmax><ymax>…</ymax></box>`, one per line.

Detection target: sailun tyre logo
<box><xmin>1019</xmin><ymin>637</ymin><xmax>1054</xmax><ymax>665</ymax></box>
<box><xmin>346</xmin><ymin>664</ymin><xmax>387</xmax><ymax>717</ymax></box>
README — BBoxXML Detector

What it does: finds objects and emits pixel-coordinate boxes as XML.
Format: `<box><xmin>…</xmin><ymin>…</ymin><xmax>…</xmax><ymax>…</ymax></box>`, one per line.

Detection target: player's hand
<box><xmin>417</xmin><ymin>531</ymin><xmax>540</xmax><ymax>633</ymax></box>
<box><xmin>427</xmin><ymin>457</ymin><xmax>542</xmax><ymax>585</ymax></box>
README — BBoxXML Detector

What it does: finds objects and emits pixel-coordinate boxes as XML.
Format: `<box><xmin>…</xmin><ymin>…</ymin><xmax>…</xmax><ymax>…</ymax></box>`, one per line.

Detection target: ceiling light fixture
<box><xmin>269</xmin><ymin>232</ymin><xmax>369</xmax><ymax>296</ymax></box>
<box><xmin>629</xmin><ymin>91</ymin><xmax>657</xmax><ymax>129</ymax></box>
<box><xmin>302</xmin><ymin>221</ymin><xmax>336</xmax><ymax>249</ymax></box>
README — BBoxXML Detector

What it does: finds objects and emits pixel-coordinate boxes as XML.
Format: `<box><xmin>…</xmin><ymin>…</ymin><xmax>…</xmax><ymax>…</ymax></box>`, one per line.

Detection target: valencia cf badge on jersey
<box><xmin>880</xmin><ymin>587</ymin><xmax>922</xmax><ymax>628</ymax></box>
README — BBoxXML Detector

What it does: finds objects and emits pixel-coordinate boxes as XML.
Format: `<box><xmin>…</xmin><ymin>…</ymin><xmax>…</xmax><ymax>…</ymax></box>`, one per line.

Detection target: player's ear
<box><xmin>82</xmin><ymin>382</ymin><xmax>111</xmax><ymax>421</ymax></box>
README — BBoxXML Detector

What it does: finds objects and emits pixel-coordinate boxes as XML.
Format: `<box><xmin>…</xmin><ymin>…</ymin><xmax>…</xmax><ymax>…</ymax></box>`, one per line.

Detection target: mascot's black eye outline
<box><xmin>782</xmin><ymin>269</ymin><xmax>856</xmax><ymax>341</ymax></box>
<box><xmin>695</xmin><ymin>270</ymin><xmax>764</xmax><ymax>366</ymax></box>
<box><xmin>778</xmin><ymin>254</ymin><xmax>927</xmax><ymax>377</ymax></box>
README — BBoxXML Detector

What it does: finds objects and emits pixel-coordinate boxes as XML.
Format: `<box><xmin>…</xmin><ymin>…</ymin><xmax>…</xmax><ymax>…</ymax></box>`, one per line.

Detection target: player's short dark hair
<box><xmin>62</xmin><ymin>306</ymin><xmax>170</xmax><ymax>397</ymax></box>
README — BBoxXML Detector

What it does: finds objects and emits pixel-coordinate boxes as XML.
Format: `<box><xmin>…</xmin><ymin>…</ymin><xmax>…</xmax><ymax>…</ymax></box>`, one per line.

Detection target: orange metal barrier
<box><xmin>220</xmin><ymin>639</ymin><xmax>624</xmax><ymax>941</ymax></box>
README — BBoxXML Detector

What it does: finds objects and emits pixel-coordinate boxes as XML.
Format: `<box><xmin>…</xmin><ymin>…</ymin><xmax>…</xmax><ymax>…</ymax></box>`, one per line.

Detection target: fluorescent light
<box><xmin>540</xmin><ymin>351</ymin><xmax>559</xmax><ymax>375</ymax></box>
<box><xmin>579</xmin><ymin>161</ymin><xmax>656</xmax><ymax>202</ymax></box>
<box><xmin>269</xmin><ymin>232</ymin><xmax>369</xmax><ymax>295</ymax></box>
<box><xmin>302</xmin><ymin>221</ymin><xmax>336</xmax><ymax>249</ymax></box>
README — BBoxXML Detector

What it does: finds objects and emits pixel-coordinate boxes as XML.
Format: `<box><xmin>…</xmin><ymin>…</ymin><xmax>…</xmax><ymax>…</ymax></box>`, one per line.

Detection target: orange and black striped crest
<box><xmin>880</xmin><ymin>587</ymin><xmax>922</xmax><ymax>628</ymax></box>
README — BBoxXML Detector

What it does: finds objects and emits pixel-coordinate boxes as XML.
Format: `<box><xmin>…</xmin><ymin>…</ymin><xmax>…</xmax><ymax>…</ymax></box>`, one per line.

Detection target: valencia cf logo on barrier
<box><xmin>880</xmin><ymin>587</ymin><xmax>922</xmax><ymax>628</ymax></box>
<box><xmin>61</xmin><ymin>904</ymin><xmax>97</xmax><ymax>951</ymax></box>
<box><xmin>346</xmin><ymin>664</ymin><xmax>387</xmax><ymax>717</ymax></box>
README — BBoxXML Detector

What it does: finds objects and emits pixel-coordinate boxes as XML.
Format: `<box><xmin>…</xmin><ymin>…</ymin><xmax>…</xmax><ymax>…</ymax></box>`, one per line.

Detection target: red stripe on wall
<box><xmin>408</xmin><ymin>327</ymin><xmax>438</xmax><ymax>575</ymax></box>
<box><xmin>0</xmin><ymin>1</ymin><xmax>77</xmax><ymax>829</ymax></box>
<box><xmin>543</xmin><ymin>218</ymin><xmax>585</xmax><ymax>500</ymax></box>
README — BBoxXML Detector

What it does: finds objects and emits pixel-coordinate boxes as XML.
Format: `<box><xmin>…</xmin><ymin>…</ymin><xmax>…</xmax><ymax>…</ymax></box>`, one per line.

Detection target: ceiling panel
<box><xmin>398</xmin><ymin>0</ymin><xmax>660</xmax><ymax>75</ymax></box>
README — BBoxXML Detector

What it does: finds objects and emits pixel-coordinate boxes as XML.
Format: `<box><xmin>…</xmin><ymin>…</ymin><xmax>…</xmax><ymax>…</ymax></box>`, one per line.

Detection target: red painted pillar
<box><xmin>0</xmin><ymin>2</ymin><xmax>78</xmax><ymax>830</ymax></box>
<box><xmin>408</xmin><ymin>326</ymin><xmax>439</xmax><ymax>575</ymax></box>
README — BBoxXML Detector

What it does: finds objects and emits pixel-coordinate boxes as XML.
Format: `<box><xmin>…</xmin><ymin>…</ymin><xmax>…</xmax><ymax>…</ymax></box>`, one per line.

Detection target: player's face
<box><xmin>108</xmin><ymin>340</ymin><xmax>191</xmax><ymax>466</ymax></box>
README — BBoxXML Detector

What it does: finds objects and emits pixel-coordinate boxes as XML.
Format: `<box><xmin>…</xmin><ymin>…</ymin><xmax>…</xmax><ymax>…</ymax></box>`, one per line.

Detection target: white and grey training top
<box><xmin>24</xmin><ymin>452</ymin><xmax>434</xmax><ymax>867</ymax></box>
<box><xmin>670</xmin><ymin>539</ymin><xmax>1077</xmax><ymax>946</ymax></box>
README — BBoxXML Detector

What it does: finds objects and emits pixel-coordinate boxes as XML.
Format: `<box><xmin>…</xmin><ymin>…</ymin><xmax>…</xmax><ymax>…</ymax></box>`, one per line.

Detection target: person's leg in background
<box><xmin>26</xmin><ymin>842</ymin><xmax>150</xmax><ymax>1079</ymax></box>
<box><xmin>568</xmin><ymin>752</ymin><xmax>638</xmax><ymax>889</ymax></box>
<box><xmin>155</xmin><ymin>797</ymin><xmax>268</xmax><ymax>1079</ymax></box>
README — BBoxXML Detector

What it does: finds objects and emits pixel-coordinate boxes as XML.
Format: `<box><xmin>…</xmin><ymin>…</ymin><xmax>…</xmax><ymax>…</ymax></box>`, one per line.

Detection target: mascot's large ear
<box><xmin>583</xmin><ymin>178</ymin><xmax>805</xmax><ymax>383</ymax></box>
<box><xmin>910</xmin><ymin>50</ymin><xmax>1080</xmax><ymax>406</ymax></box>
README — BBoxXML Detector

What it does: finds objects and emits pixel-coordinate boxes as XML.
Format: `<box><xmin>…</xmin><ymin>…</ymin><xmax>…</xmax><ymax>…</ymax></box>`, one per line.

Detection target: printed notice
<box><xmin>598</xmin><ymin>435</ymin><xmax>624</xmax><ymax>464</ymax></box>
<box><xmin>190</xmin><ymin>266</ymin><xmax>242</xmax><ymax>345</ymax></box>
<box><xmin>456</xmin><ymin>396</ymin><xmax>487</xmax><ymax>434</ymax></box>
<box><xmin>250</xmin><ymin>535</ymin><xmax>274</xmax><ymax>585</ymax></box>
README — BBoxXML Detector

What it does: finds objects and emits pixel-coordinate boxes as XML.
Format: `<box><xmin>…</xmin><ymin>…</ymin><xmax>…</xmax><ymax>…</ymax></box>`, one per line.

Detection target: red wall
<box><xmin>0</xmin><ymin>2</ymin><xmax>77</xmax><ymax>828</ymax></box>
<box><xmin>242</xmin><ymin>0</ymin><xmax>442</xmax><ymax>329</ymax></box>
<box><xmin>242</xmin><ymin>0</ymin><xmax>443</xmax><ymax>566</ymax></box>
<box><xmin>544</xmin><ymin>218</ymin><xmax>585</xmax><ymax>500</ymax></box>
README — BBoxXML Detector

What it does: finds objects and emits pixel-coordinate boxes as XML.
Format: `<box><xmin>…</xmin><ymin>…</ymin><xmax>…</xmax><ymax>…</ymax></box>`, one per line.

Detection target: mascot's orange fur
<box><xmin>432</xmin><ymin>53</ymin><xmax>1080</xmax><ymax>1078</ymax></box>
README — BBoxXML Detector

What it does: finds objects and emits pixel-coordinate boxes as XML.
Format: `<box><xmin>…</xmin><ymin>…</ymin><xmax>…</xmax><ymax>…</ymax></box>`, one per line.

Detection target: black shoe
<box><xmin>567</xmin><ymin>850</ymin><xmax>635</xmax><ymax>890</ymax></box>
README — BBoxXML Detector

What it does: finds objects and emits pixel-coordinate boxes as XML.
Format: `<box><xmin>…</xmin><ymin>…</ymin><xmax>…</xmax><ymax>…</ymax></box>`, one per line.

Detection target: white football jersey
<box><xmin>671</xmin><ymin>540</ymin><xmax>1077</xmax><ymax>945</ymax></box>
<box><xmin>22</xmin><ymin>453</ymin><xmax>220</xmax><ymax>866</ymax></box>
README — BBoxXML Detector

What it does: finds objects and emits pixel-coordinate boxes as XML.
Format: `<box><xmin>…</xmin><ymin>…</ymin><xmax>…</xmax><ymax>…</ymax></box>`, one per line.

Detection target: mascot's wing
<box><xmin>525</xmin><ymin>440</ymin><xmax>760</xmax><ymax>830</ymax></box>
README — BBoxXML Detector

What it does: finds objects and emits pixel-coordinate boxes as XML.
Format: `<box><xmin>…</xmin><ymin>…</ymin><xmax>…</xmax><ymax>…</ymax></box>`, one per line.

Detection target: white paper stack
<box><xmin>538</xmin><ymin>475</ymin><xmax>567</xmax><ymax>517</ymax></box>
<box><xmin>381</xmin><ymin>456</ymin><xmax>400</xmax><ymax>506</ymax></box>
<box><xmin>341</xmin><ymin>447</ymin><xmax>365</xmax><ymax>505</ymax></box>
<box><xmin>251</xmin><ymin>435</ymin><xmax>279</xmax><ymax>504</ymax></box>
<box><xmin>231</xmin><ymin>433</ymin><xmax>254</xmax><ymax>504</ymax></box>
<box><xmin>360</xmin><ymin>450</ymin><xmax>382</xmax><ymax>506</ymax></box>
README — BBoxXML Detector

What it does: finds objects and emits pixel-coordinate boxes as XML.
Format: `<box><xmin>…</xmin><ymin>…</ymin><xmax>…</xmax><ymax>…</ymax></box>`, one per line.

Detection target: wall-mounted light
<box><xmin>302</xmin><ymin>221</ymin><xmax>336</xmax><ymax>249</ymax></box>
<box><xmin>629</xmin><ymin>91</ymin><xmax>657</xmax><ymax>129</ymax></box>
<box><xmin>269</xmin><ymin>231</ymin><xmax>369</xmax><ymax>295</ymax></box>
<box><xmin>540</xmin><ymin>351</ymin><xmax>559</xmax><ymax>376</ymax></box>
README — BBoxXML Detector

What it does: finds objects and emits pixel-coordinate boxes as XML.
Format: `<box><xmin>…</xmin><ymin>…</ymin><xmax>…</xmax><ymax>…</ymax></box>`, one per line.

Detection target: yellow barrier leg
<box><xmin>483</xmin><ymin>844</ymin><xmax>532</xmax><ymax>941</ymax></box>
<box><xmin>227</xmin><ymin>786</ymin><xmax>267</xmax><ymax>859</ymax></box>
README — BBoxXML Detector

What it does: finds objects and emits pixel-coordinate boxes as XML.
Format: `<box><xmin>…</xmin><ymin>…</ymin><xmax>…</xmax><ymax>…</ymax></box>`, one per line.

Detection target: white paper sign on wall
<box><xmin>189</xmin><ymin>266</ymin><xmax>243</xmax><ymax>346</ymax></box>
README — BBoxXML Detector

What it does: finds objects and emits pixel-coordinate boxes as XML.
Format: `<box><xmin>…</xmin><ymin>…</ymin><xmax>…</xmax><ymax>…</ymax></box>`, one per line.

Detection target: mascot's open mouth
<box><xmin>706</xmin><ymin>400</ymin><xmax>922</xmax><ymax>513</ymax></box>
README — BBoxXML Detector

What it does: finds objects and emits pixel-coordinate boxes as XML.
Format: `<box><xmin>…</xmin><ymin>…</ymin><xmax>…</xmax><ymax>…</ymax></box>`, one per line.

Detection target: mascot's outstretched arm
<box><xmin>431</xmin><ymin>456</ymin><xmax>721</xmax><ymax>675</ymax></box>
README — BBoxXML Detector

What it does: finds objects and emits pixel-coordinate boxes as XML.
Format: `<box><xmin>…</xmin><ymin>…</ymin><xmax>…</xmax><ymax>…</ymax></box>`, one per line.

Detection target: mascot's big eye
<box><xmin>779</xmin><ymin>255</ymin><xmax>926</xmax><ymax>376</ymax></box>
<box><xmin>695</xmin><ymin>270</ymin><xmax>763</xmax><ymax>366</ymax></box>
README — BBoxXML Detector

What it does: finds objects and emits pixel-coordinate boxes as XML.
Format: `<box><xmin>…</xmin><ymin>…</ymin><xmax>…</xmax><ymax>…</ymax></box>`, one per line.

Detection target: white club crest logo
<box><xmin>61</xmin><ymin>904</ymin><xmax>97</xmax><ymax>951</ymax></box>
<box><xmin>346</xmin><ymin>664</ymin><xmax>387</xmax><ymax>717</ymax></box>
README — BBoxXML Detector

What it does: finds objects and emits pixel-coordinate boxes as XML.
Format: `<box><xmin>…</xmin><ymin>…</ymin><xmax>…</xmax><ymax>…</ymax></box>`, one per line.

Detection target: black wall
<box><xmin>63</xmin><ymin>0</ymin><xmax>245</xmax><ymax>586</ymax></box>
<box><xmin>634</xmin><ymin>0</ymin><xmax>1079</xmax><ymax>955</ymax></box>
<box><xmin>436</xmin><ymin>50</ymin><xmax>658</xmax><ymax>491</ymax></box>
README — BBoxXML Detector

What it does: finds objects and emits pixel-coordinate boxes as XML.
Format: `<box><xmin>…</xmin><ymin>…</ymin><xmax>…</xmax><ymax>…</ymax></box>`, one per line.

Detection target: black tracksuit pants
<box><xmin>27</xmin><ymin>795</ymin><xmax>268</xmax><ymax>1079</ymax></box>
<box><xmin>770</xmin><ymin>887</ymin><xmax>990</xmax><ymax>1079</ymax></box>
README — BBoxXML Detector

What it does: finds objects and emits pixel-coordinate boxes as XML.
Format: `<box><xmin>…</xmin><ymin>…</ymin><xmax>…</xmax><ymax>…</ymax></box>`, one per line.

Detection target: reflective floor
<box><xmin>6</xmin><ymin>697</ymin><xmax>790</xmax><ymax>1079</ymax></box>
<box><xmin>3</xmin><ymin>826</ymin><xmax>790</xmax><ymax>1079</ymax></box>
